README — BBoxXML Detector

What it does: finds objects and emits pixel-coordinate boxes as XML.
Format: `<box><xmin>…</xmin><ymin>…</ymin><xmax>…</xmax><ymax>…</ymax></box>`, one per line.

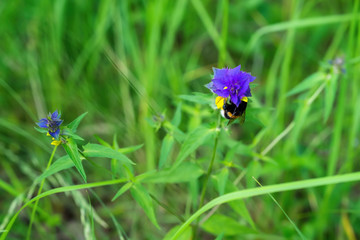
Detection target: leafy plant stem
<box><xmin>194</xmin><ymin>116</ymin><xmax>221</xmax><ymax>237</ymax></box>
<box><xmin>26</xmin><ymin>145</ymin><xmax>58</xmax><ymax>240</ymax></box>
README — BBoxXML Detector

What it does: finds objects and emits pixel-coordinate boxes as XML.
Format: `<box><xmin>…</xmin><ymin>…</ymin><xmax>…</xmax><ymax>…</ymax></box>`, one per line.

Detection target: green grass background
<box><xmin>0</xmin><ymin>0</ymin><xmax>360</xmax><ymax>239</ymax></box>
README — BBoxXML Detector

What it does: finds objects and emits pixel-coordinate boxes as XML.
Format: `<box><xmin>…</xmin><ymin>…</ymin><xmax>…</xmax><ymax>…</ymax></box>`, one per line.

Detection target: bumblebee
<box><xmin>216</xmin><ymin>96</ymin><xmax>248</xmax><ymax>125</ymax></box>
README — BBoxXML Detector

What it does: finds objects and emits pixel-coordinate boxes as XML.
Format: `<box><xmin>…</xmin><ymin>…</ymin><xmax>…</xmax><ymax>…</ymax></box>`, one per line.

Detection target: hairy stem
<box><xmin>26</xmin><ymin>145</ymin><xmax>58</xmax><ymax>240</ymax></box>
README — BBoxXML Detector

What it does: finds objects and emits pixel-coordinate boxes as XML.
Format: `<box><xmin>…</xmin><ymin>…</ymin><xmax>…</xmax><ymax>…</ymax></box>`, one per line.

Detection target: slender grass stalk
<box><xmin>170</xmin><ymin>171</ymin><xmax>360</xmax><ymax>240</ymax></box>
<box><xmin>194</xmin><ymin>117</ymin><xmax>221</xmax><ymax>238</ymax></box>
<box><xmin>1</xmin><ymin>178</ymin><xmax>128</xmax><ymax>240</ymax></box>
<box><xmin>149</xmin><ymin>194</ymin><xmax>185</xmax><ymax>223</ymax></box>
<box><xmin>246</xmin><ymin>13</ymin><xmax>360</xmax><ymax>55</ymax></box>
<box><xmin>198</xmin><ymin>131</ymin><xmax>220</xmax><ymax>208</ymax></box>
<box><xmin>252</xmin><ymin>177</ymin><xmax>307</xmax><ymax>240</ymax></box>
<box><xmin>26</xmin><ymin>145</ymin><xmax>58</xmax><ymax>240</ymax></box>
<box><xmin>276</xmin><ymin>0</ymin><xmax>300</xmax><ymax>130</ymax></box>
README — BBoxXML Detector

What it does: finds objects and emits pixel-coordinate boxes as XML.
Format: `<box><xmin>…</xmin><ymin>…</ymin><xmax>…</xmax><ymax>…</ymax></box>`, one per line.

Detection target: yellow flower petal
<box><xmin>46</xmin><ymin>132</ymin><xmax>51</xmax><ymax>136</ymax></box>
<box><xmin>241</xmin><ymin>96</ymin><xmax>248</xmax><ymax>102</ymax></box>
<box><xmin>51</xmin><ymin>140</ymin><xmax>62</xmax><ymax>146</ymax></box>
<box><xmin>215</xmin><ymin>96</ymin><xmax>226</xmax><ymax>109</ymax></box>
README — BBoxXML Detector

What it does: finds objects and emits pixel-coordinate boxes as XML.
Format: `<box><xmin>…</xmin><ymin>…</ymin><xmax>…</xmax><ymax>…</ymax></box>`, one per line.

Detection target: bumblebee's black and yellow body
<box><xmin>220</xmin><ymin>98</ymin><xmax>247</xmax><ymax>125</ymax></box>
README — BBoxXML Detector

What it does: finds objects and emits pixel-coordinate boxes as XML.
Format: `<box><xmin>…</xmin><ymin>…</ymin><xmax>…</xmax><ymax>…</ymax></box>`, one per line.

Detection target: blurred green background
<box><xmin>1</xmin><ymin>0</ymin><xmax>360</xmax><ymax>239</ymax></box>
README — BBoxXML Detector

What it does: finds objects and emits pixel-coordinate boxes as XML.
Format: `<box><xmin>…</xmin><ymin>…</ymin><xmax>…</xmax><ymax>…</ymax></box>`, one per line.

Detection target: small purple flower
<box><xmin>37</xmin><ymin>110</ymin><xmax>63</xmax><ymax>139</ymax></box>
<box><xmin>206</xmin><ymin>65</ymin><xmax>255</xmax><ymax>106</ymax></box>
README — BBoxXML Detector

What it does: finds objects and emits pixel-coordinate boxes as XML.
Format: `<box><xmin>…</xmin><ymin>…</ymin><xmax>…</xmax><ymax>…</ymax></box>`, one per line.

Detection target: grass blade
<box><xmin>170</xmin><ymin>171</ymin><xmax>360</xmax><ymax>239</ymax></box>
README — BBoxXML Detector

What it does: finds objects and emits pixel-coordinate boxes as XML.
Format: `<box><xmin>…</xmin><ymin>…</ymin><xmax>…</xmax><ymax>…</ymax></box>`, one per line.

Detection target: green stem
<box><xmin>198</xmin><ymin>132</ymin><xmax>220</xmax><ymax>208</ymax></box>
<box><xmin>26</xmin><ymin>145</ymin><xmax>58</xmax><ymax>240</ymax></box>
<box><xmin>194</xmin><ymin>118</ymin><xmax>221</xmax><ymax>237</ymax></box>
<box><xmin>149</xmin><ymin>193</ymin><xmax>185</xmax><ymax>223</ymax></box>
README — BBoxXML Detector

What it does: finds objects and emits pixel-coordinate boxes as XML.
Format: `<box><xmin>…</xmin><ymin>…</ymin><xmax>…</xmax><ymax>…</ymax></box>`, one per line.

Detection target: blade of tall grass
<box><xmin>0</xmin><ymin>179</ymin><xmax>17</xmax><ymax>197</ymax></box>
<box><xmin>68</xmin><ymin>0</ymin><xmax>114</xmax><ymax>84</ymax></box>
<box><xmin>276</xmin><ymin>0</ymin><xmax>301</xmax><ymax>130</ymax></box>
<box><xmin>253</xmin><ymin>177</ymin><xmax>306</xmax><ymax>240</ymax></box>
<box><xmin>0</xmin><ymin>119</ymin><xmax>51</xmax><ymax>154</ymax></box>
<box><xmin>190</xmin><ymin>0</ymin><xmax>233</xmax><ymax>66</ymax></box>
<box><xmin>0</xmin><ymin>78</ymin><xmax>37</xmax><ymax>121</ymax></box>
<box><xmin>161</xmin><ymin>0</ymin><xmax>188</xmax><ymax>58</ymax></box>
<box><xmin>90</xmin><ymin>189</ymin><xmax>129</xmax><ymax>240</ymax></box>
<box><xmin>218</xmin><ymin>0</ymin><xmax>228</xmax><ymax>67</ymax></box>
<box><xmin>170</xmin><ymin>171</ymin><xmax>360</xmax><ymax>239</ymax></box>
<box><xmin>246</xmin><ymin>13</ymin><xmax>360</xmax><ymax>55</ymax></box>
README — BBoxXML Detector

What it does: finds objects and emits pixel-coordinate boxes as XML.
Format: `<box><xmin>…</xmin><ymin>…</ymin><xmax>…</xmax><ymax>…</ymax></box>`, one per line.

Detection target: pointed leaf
<box><xmin>118</xmin><ymin>144</ymin><xmax>143</xmax><ymax>154</ymax></box>
<box><xmin>163</xmin><ymin>225</ymin><xmax>192</xmax><ymax>240</ymax></box>
<box><xmin>159</xmin><ymin>134</ymin><xmax>174</xmax><ymax>168</ymax></box>
<box><xmin>287</xmin><ymin>72</ymin><xmax>325</xmax><ymax>96</ymax></box>
<box><xmin>144</xmin><ymin>162</ymin><xmax>204</xmax><ymax>183</ymax></box>
<box><xmin>179</xmin><ymin>92</ymin><xmax>213</xmax><ymax>106</ymax></box>
<box><xmin>82</xmin><ymin>143</ymin><xmax>135</xmax><ymax>165</ymax></box>
<box><xmin>63</xmin><ymin>138</ymin><xmax>87</xmax><ymax>182</ymax></box>
<box><xmin>130</xmin><ymin>183</ymin><xmax>160</xmax><ymax>229</ymax></box>
<box><xmin>202</xmin><ymin>214</ymin><xmax>257</xmax><ymax>236</ymax></box>
<box><xmin>94</xmin><ymin>135</ymin><xmax>112</xmax><ymax>148</ymax></box>
<box><xmin>171</xmin><ymin>102</ymin><xmax>182</xmax><ymax>127</ymax></box>
<box><xmin>216</xmin><ymin>168</ymin><xmax>229</xmax><ymax>196</ymax></box>
<box><xmin>324</xmin><ymin>73</ymin><xmax>339</xmax><ymax>122</ymax></box>
<box><xmin>225</xmin><ymin>181</ymin><xmax>256</xmax><ymax>229</ymax></box>
<box><xmin>67</xmin><ymin>112</ymin><xmax>88</xmax><ymax>132</ymax></box>
<box><xmin>34</xmin><ymin>127</ymin><xmax>48</xmax><ymax>134</ymax></box>
<box><xmin>112</xmin><ymin>182</ymin><xmax>132</xmax><ymax>201</ymax></box>
<box><xmin>173</xmin><ymin>126</ymin><xmax>216</xmax><ymax>168</ymax></box>
<box><xmin>35</xmin><ymin>155</ymin><xmax>74</xmax><ymax>183</ymax></box>
<box><xmin>63</xmin><ymin>128</ymin><xmax>84</xmax><ymax>141</ymax></box>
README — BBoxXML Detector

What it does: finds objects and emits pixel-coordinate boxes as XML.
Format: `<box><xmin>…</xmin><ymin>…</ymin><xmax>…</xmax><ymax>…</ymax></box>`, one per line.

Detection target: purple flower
<box><xmin>206</xmin><ymin>65</ymin><xmax>255</xmax><ymax>106</ymax></box>
<box><xmin>37</xmin><ymin>110</ymin><xmax>63</xmax><ymax>139</ymax></box>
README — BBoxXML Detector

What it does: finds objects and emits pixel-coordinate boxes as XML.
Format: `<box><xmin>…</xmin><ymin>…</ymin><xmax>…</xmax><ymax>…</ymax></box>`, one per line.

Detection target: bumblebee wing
<box><xmin>227</xmin><ymin>118</ymin><xmax>235</xmax><ymax>126</ymax></box>
<box><xmin>239</xmin><ymin>111</ymin><xmax>246</xmax><ymax>124</ymax></box>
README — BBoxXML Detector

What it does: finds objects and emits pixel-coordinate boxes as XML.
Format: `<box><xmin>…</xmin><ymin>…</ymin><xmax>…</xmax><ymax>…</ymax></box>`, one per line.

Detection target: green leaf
<box><xmin>225</xmin><ymin>181</ymin><xmax>256</xmax><ymax>229</ymax></box>
<box><xmin>216</xmin><ymin>168</ymin><xmax>229</xmax><ymax>196</ymax></box>
<box><xmin>173</xmin><ymin>126</ymin><xmax>216</xmax><ymax>168</ymax></box>
<box><xmin>202</xmin><ymin>214</ymin><xmax>257</xmax><ymax>236</ymax></box>
<box><xmin>82</xmin><ymin>143</ymin><xmax>135</xmax><ymax>165</ymax></box>
<box><xmin>34</xmin><ymin>127</ymin><xmax>48</xmax><ymax>134</ymax></box>
<box><xmin>63</xmin><ymin>128</ymin><xmax>84</xmax><ymax>141</ymax></box>
<box><xmin>324</xmin><ymin>73</ymin><xmax>339</xmax><ymax>122</ymax></box>
<box><xmin>158</xmin><ymin>134</ymin><xmax>174</xmax><ymax>168</ymax></box>
<box><xmin>35</xmin><ymin>155</ymin><xmax>74</xmax><ymax>183</ymax></box>
<box><xmin>178</xmin><ymin>92</ymin><xmax>213</xmax><ymax>106</ymax></box>
<box><xmin>170</xmin><ymin>171</ymin><xmax>360</xmax><ymax>239</ymax></box>
<box><xmin>63</xmin><ymin>138</ymin><xmax>87</xmax><ymax>182</ymax></box>
<box><xmin>118</xmin><ymin>144</ymin><xmax>143</xmax><ymax>154</ymax></box>
<box><xmin>163</xmin><ymin>225</ymin><xmax>192</xmax><ymax>240</ymax></box>
<box><xmin>67</xmin><ymin>112</ymin><xmax>88</xmax><ymax>132</ymax></box>
<box><xmin>144</xmin><ymin>162</ymin><xmax>204</xmax><ymax>183</ymax></box>
<box><xmin>112</xmin><ymin>182</ymin><xmax>132</xmax><ymax>201</ymax></box>
<box><xmin>94</xmin><ymin>135</ymin><xmax>112</xmax><ymax>148</ymax></box>
<box><xmin>163</xmin><ymin>121</ymin><xmax>186</xmax><ymax>142</ymax></box>
<box><xmin>215</xmin><ymin>233</ymin><xmax>224</xmax><ymax>240</ymax></box>
<box><xmin>286</xmin><ymin>72</ymin><xmax>325</xmax><ymax>96</ymax></box>
<box><xmin>171</xmin><ymin>102</ymin><xmax>182</xmax><ymax>127</ymax></box>
<box><xmin>228</xmin><ymin>199</ymin><xmax>256</xmax><ymax>230</ymax></box>
<box><xmin>130</xmin><ymin>183</ymin><xmax>160</xmax><ymax>229</ymax></box>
